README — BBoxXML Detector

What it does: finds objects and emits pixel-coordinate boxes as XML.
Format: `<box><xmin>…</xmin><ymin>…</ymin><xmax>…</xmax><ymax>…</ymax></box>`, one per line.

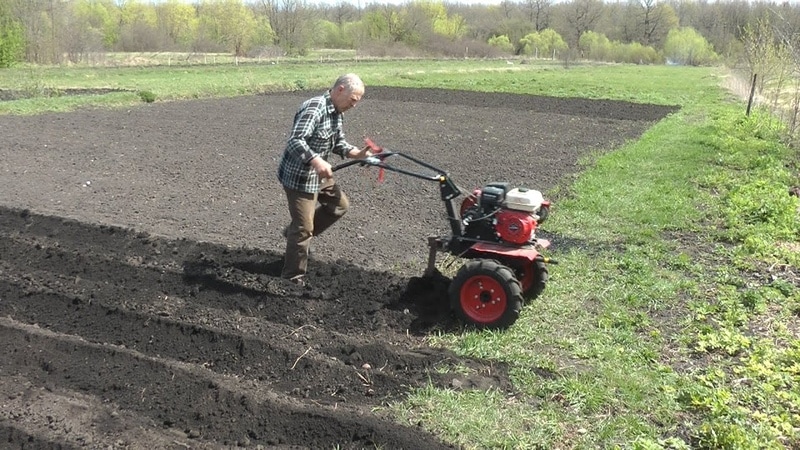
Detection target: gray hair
<box><xmin>333</xmin><ymin>73</ymin><xmax>364</xmax><ymax>93</ymax></box>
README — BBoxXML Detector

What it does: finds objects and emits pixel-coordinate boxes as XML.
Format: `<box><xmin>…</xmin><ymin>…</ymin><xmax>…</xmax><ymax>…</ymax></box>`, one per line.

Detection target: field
<box><xmin>1</xmin><ymin>61</ymin><xmax>798</xmax><ymax>449</ymax></box>
<box><xmin>0</xmin><ymin>75</ymin><xmax>679</xmax><ymax>448</ymax></box>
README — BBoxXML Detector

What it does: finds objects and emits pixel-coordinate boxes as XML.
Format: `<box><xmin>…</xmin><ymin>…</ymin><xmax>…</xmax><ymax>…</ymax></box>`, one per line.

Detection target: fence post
<box><xmin>746</xmin><ymin>73</ymin><xmax>757</xmax><ymax>116</ymax></box>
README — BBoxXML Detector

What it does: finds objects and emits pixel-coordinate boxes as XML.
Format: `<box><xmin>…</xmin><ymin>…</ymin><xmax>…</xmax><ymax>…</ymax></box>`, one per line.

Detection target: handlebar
<box><xmin>332</xmin><ymin>151</ymin><xmax>446</xmax><ymax>183</ymax></box>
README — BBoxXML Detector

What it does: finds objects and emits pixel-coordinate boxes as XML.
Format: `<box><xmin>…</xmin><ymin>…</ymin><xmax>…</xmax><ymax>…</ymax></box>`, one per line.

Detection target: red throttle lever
<box><xmin>364</xmin><ymin>137</ymin><xmax>385</xmax><ymax>182</ymax></box>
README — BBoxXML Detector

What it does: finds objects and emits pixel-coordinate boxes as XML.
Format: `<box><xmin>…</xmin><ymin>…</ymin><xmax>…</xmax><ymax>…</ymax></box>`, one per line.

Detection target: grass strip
<box><xmin>404</xmin><ymin>81</ymin><xmax>799</xmax><ymax>449</ymax></box>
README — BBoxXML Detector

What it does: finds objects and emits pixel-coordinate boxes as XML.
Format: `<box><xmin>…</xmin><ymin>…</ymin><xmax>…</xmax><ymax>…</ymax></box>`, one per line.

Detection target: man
<box><xmin>277</xmin><ymin>73</ymin><xmax>371</xmax><ymax>287</ymax></box>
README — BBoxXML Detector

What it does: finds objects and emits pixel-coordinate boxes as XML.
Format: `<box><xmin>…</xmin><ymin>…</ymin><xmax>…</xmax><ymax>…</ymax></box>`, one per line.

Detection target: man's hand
<box><xmin>310</xmin><ymin>155</ymin><xmax>333</xmax><ymax>179</ymax></box>
<box><xmin>348</xmin><ymin>146</ymin><xmax>372</xmax><ymax>160</ymax></box>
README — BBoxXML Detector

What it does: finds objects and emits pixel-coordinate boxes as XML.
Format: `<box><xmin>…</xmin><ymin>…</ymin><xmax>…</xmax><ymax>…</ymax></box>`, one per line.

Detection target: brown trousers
<box><xmin>281</xmin><ymin>180</ymin><xmax>350</xmax><ymax>281</ymax></box>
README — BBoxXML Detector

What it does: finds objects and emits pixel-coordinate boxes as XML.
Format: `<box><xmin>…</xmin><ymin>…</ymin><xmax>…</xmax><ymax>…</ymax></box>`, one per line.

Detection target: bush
<box><xmin>663</xmin><ymin>27</ymin><xmax>719</xmax><ymax>66</ymax></box>
<box><xmin>487</xmin><ymin>35</ymin><xmax>514</xmax><ymax>54</ymax></box>
<box><xmin>519</xmin><ymin>29</ymin><xmax>568</xmax><ymax>59</ymax></box>
<box><xmin>138</xmin><ymin>90</ymin><xmax>156</xmax><ymax>103</ymax></box>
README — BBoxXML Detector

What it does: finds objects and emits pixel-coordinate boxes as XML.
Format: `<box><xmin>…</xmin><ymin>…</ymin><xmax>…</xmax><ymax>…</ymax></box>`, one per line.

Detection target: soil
<box><xmin>0</xmin><ymin>86</ymin><xmax>677</xmax><ymax>449</ymax></box>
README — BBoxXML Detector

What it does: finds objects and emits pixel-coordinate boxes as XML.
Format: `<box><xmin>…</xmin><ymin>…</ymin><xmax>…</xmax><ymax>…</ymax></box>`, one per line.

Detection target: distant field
<box><xmin>0</xmin><ymin>59</ymin><xmax>708</xmax><ymax>116</ymax></box>
<box><xmin>70</xmin><ymin>49</ymin><xmax>362</xmax><ymax>67</ymax></box>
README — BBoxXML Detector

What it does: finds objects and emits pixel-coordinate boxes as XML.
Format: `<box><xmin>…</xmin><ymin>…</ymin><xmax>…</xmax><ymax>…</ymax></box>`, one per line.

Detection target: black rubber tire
<box><xmin>525</xmin><ymin>260</ymin><xmax>548</xmax><ymax>300</ymax></box>
<box><xmin>507</xmin><ymin>259</ymin><xmax>548</xmax><ymax>302</ymax></box>
<box><xmin>449</xmin><ymin>259</ymin><xmax>524</xmax><ymax>329</ymax></box>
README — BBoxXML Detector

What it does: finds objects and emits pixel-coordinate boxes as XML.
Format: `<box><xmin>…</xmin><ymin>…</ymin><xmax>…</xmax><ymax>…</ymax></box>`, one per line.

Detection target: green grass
<box><xmin>2</xmin><ymin>59</ymin><xmax>797</xmax><ymax>449</ymax></box>
<box><xmin>0</xmin><ymin>60</ymin><xmax>707</xmax><ymax>115</ymax></box>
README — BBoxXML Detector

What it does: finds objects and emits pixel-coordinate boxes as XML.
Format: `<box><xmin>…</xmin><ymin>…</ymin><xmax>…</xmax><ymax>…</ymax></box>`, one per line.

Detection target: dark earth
<box><xmin>0</xmin><ymin>86</ymin><xmax>677</xmax><ymax>449</ymax></box>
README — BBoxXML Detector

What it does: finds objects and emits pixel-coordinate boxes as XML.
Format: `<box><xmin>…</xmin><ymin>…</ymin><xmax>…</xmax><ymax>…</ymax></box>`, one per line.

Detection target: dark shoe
<box><xmin>289</xmin><ymin>277</ymin><xmax>305</xmax><ymax>288</ymax></box>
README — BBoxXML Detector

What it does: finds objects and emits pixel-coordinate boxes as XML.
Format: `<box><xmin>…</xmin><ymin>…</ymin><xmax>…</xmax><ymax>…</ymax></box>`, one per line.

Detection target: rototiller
<box><xmin>334</xmin><ymin>139</ymin><xmax>556</xmax><ymax>329</ymax></box>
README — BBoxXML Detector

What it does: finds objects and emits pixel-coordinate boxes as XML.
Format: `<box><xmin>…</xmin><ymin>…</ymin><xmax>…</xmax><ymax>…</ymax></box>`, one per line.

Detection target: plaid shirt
<box><xmin>277</xmin><ymin>91</ymin><xmax>356</xmax><ymax>193</ymax></box>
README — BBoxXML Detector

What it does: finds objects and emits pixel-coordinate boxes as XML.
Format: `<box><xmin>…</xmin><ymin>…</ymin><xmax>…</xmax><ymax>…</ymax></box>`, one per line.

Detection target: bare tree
<box><xmin>563</xmin><ymin>0</ymin><xmax>604</xmax><ymax>47</ymax></box>
<box><xmin>522</xmin><ymin>0</ymin><xmax>551</xmax><ymax>32</ymax></box>
<box><xmin>499</xmin><ymin>0</ymin><xmax>515</xmax><ymax>20</ymax></box>
<box><xmin>617</xmin><ymin>0</ymin><xmax>678</xmax><ymax>47</ymax></box>
<box><xmin>753</xmin><ymin>7</ymin><xmax>800</xmax><ymax>137</ymax></box>
<box><xmin>10</xmin><ymin>0</ymin><xmax>72</xmax><ymax>63</ymax></box>
<box><xmin>259</xmin><ymin>0</ymin><xmax>314</xmax><ymax>55</ymax></box>
<box><xmin>322</xmin><ymin>1</ymin><xmax>359</xmax><ymax>27</ymax></box>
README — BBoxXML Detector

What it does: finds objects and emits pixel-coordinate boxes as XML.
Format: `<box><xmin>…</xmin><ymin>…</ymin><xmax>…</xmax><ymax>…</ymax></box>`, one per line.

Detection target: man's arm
<box><xmin>334</xmin><ymin>128</ymin><xmax>371</xmax><ymax>160</ymax></box>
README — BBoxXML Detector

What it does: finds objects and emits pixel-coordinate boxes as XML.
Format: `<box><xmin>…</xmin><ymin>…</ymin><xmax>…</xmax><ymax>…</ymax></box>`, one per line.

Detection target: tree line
<box><xmin>0</xmin><ymin>0</ymin><xmax>798</xmax><ymax>72</ymax></box>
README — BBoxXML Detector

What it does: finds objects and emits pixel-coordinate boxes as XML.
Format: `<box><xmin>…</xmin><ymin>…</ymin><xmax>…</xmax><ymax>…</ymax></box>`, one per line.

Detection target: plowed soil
<box><xmin>0</xmin><ymin>87</ymin><xmax>677</xmax><ymax>449</ymax></box>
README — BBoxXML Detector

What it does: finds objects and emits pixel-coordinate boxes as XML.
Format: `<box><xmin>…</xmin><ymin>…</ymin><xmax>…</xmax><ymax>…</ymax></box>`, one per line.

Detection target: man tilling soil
<box><xmin>276</xmin><ymin>73</ymin><xmax>374</xmax><ymax>287</ymax></box>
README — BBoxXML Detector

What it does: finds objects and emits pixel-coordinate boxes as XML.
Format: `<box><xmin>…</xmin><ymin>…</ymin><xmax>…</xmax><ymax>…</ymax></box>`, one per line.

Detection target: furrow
<box><xmin>0</xmin><ymin>276</ymin><xmax>445</xmax><ymax>408</ymax></box>
<box><xmin>0</xmin><ymin>317</ymin><xmax>451</xmax><ymax>449</ymax></box>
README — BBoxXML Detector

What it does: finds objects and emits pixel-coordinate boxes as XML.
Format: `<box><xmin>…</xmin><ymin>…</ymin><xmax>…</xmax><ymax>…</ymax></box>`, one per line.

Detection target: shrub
<box><xmin>663</xmin><ymin>27</ymin><xmax>719</xmax><ymax>66</ymax></box>
<box><xmin>487</xmin><ymin>35</ymin><xmax>514</xmax><ymax>54</ymax></box>
<box><xmin>138</xmin><ymin>90</ymin><xmax>156</xmax><ymax>103</ymax></box>
<box><xmin>519</xmin><ymin>29</ymin><xmax>568</xmax><ymax>59</ymax></box>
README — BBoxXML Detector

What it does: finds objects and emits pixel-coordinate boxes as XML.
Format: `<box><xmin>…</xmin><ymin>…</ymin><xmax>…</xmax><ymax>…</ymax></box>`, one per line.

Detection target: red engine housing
<box><xmin>495</xmin><ymin>209</ymin><xmax>537</xmax><ymax>244</ymax></box>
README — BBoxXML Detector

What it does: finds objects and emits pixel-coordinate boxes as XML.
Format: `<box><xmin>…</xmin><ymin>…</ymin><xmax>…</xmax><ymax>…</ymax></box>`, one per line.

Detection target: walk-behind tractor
<box><xmin>334</xmin><ymin>139</ymin><xmax>557</xmax><ymax>329</ymax></box>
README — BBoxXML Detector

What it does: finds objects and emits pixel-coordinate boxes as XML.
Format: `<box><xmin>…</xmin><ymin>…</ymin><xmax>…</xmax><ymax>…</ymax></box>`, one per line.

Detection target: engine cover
<box><xmin>495</xmin><ymin>209</ymin><xmax>537</xmax><ymax>244</ymax></box>
<box><xmin>504</xmin><ymin>188</ymin><xmax>544</xmax><ymax>213</ymax></box>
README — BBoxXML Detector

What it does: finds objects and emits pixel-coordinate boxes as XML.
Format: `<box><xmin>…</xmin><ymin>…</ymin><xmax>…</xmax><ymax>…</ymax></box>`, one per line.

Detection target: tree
<box><xmin>155</xmin><ymin>0</ymin><xmax>198</xmax><ymax>50</ymax></box>
<box><xmin>361</xmin><ymin>6</ymin><xmax>418</xmax><ymax>45</ymax></box>
<box><xmin>259</xmin><ymin>0</ymin><xmax>314</xmax><ymax>55</ymax></box>
<box><xmin>315</xmin><ymin>19</ymin><xmax>352</xmax><ymax>48</ymax></box>
<box><xmin>359</xmin><ymin>9</ymin><xmax>391</xmax><ymax>42</ymax></box>
<box><xmin>486</xmin><ymin>15</ymin><xmax>536</xmax><ymax>53</ymax></box>
<box><xmin>8</xmin><ymin>0</ymin><xmax>67</xmax><ymax>64</ymax></box>
<box><xmin>317</xmin><ymin>1</ymin><xmax>359</xmax><ymax>48</ymax></box>
<box><xmin>412</xmin><ymin>0</ymin><xmax>467</xmax><ymax>40</ymax></box>
<box><xmin>71</xmin><ymin>0</ymin><xmax>118</xmax><ymax>50</ymax></box>
<box><xmin>498</xmin><ymin>0</ymin><xmax>516</xmax><ymax>20</ymax></box>
<box><xmin>633</xmin><ymin>0</ymin><xmax>678</xmax><ymax>47</ymax></box>
<box><xmin>118</xmin><ymin>0</ymin><xmax>161</xmax><ymax>51</ymax></box>
<box><xmin>0</xmin><ymin>1</ymin><xmax>24</xmax><ymax>67</ymax></box>
<box><xmin>197</xmin><ymin>0</ymin><xmax>258</xmax><ymax>56</ymax></box>
<box><xmin>522</xmin><ymin>0</ymin><xmax>551</xmax><ymax>32</ymax></box>
<box><xmin>562</xmin><ymin>0</ymin><xmax>604</xmax><ymax>47</ymax></box>
<box><xmin>579</xmin><ymin>30</ymin><xmax>610</xmax><ymax>60</ymax></box>
<box><xmin>741</xmin><ymin>16</ymin><xmax>785</xmax><ymax>94</ymax></box>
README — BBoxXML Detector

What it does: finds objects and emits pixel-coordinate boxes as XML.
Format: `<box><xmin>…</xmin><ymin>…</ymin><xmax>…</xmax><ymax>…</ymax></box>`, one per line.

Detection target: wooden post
<box><xmin>746</xmin><ymin>73</ymin><xmax>757</xmax><ymax>116</ymax></box>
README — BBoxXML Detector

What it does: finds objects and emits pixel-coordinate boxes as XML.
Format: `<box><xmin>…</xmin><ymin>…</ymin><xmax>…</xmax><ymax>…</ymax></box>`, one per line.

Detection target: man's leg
<box><xmin>314</xmin><ymin>181</ymin><xmax>350</xmax><ymax>236</ymax></box>
<box><xmin>282</xmin><ymin>187</ymin><xmax>317</xmax><ymax>282</ymax></box>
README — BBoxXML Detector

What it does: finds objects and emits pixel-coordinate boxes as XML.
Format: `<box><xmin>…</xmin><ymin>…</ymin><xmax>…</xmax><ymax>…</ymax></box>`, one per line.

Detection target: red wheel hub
<box><xmin>459</xmin><ymin>275</ymin><xmax>507</xmax><ymax>324</ymax></box>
